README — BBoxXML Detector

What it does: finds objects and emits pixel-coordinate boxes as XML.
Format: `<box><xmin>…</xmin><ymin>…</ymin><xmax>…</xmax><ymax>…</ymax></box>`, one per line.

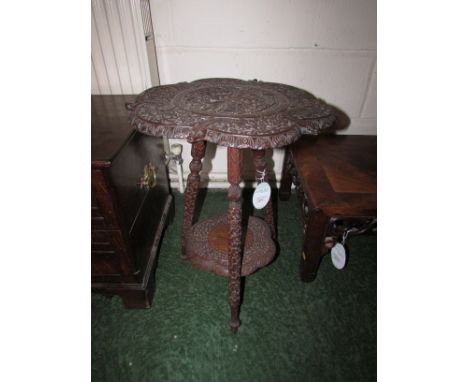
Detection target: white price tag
<box><xmin>330</xmin><ymin>243</ymin><xmax>347</xmax><ymax>270</ymax></box>
<box><xmin>252</xmin><ymin>182</ymin><xmax>271</xmax><ymax>209</ymax></box>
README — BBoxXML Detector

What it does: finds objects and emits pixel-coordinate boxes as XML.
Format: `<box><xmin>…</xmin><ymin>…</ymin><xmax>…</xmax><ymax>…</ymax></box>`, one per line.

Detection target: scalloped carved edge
<box><xmin>128</xmin><ymin>79</ymin><xmax>337</xmax><ymax>149</ymax></box>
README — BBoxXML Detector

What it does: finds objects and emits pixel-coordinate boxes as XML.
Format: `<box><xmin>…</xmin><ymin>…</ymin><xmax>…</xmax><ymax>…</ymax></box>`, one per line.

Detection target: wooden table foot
<box><xmin>230</xmin><ymin>305</ymin><xmax>240</xmax><ymax>334</ymax></box>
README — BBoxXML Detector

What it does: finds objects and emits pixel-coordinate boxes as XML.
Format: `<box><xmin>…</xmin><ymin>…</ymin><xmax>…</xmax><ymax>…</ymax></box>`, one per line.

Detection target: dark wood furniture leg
<box><xmin>300</xmin><ymin>210</ymin><xmax>329</xmax><ymax>282</ymax></box>
<box><xmin>182</xmin><ymin>140</ymin><xmax>206</xmax><ymax>257</ymax></box>
<box><xmin>227</xmin><ymin>147</ymin><xmax>243</xmax><ymax>334</ymax></box>
<box><xmin>252</xmin><ymin>149</ymin><xmax>275</xmax><ymax>236</ymax></box>
<box><xmin>279</xmin><ymin>147</ymin><xmax>293</xmax><ymax>201</ymax></box>
<box><xmin>119</xmin><ymin>275</ymin><xmax>156</xmax><ymax>308</ymax></box>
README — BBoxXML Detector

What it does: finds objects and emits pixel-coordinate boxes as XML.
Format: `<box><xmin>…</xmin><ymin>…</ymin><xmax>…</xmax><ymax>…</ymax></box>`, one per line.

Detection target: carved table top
<box><xmin>127</xmin><ymin>78</ymin><xmax>336</xmax><ymax>149</ymax></box>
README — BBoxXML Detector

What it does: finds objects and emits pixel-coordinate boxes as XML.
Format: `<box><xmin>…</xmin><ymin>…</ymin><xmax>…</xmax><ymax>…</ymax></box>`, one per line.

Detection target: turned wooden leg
<box><xmin>300</xmin><ymin>210</ymin><xmax>329</xmax><ymax>282</ymax></box>
<box><xmin>279</xmin><ymin>147</ymin><xmax>294</xmax><ymax>201</ymax></box>
<box><xmin>182</xmin><ymin>140</ymin><xmax>206</xmax><ymax>257</ymax></box>
<box><xmin>252</xmin><ymin>149</ymin><xmax>275</xmax><ymax>237</ymax></box>
<box><xmin>227</xmin><ymin>147</ymin><xmax>243</xmax><ymax>334</ymax></box>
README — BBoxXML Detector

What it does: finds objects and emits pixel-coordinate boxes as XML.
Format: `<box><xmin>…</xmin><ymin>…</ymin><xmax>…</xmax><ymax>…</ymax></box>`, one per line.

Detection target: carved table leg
<box><xmin>300</xmin><ymin>209</ymin><xmax>329</xmax><ymax>282</ymax></box>
<box><xmin>227</xmin><ymin>147</ymin><xmax>243</xmax><ymax>334</ymax></box>
<box><xmin>252</xmin><ymin>149</ymin><xmax>275</xmax><ymax>237</ymax></box>
<box><xmin>279</xmin><ymin>147</ymin><xmax>294</xmax><ymax>201</ymax></box>
<box><xmin>182</xmin><ymin>140</ymin><xmax>206</xmax><ymax>257</ymax></box>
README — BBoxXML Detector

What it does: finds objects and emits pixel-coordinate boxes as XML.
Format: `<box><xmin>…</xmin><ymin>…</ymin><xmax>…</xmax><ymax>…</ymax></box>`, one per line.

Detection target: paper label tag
<box><xmin>252</xmin><ymin>182</ymin><xmax>271</xmax><ymax>209</ymax></box>
<box><xmin>331</xmin><ymin>243</ymin><xmax>347</xmax><ymax>270</ymax></box>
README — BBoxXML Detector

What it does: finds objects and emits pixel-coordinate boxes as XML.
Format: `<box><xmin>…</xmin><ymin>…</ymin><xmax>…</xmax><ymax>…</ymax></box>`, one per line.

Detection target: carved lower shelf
<box><xmin>186</xmin><ymin>214</ymin><xmax>276</xmax><ymax>277</ymax></box>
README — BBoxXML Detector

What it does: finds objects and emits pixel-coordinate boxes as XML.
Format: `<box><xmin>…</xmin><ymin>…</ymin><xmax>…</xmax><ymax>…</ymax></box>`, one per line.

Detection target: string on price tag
<box><xmin>252</xmin><ymin>168</ymin><xmax>271</xmax><ymax>209</ymax></box>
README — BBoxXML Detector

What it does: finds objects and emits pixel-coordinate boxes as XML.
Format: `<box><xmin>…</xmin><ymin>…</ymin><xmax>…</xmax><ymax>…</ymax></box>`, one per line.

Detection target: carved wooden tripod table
<box><xmin>128</xmin><ymin>78</ymin><xmax>335</xmax><ymax>333</ymax></box>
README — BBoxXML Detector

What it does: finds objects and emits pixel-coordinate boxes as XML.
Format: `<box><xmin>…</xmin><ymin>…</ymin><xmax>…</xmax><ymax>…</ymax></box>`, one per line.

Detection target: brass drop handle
<box><xmin>139</xmin><ymin>163</ymin><xmax>157</xmax><ymax>189</ymax></box>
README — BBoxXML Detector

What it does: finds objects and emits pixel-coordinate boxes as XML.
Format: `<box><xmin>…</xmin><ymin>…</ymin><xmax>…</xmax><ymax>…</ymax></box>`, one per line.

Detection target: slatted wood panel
<box><xmin>91</xmin><ymin>0</ymin><xmax>154</xmax><ymax>94</ymax></box>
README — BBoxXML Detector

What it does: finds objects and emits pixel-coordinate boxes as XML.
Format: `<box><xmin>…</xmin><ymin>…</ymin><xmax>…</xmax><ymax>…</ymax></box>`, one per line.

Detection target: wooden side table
<box><xmin>279</xmin><ymin>135</ymin><xmax>377</xmax><ymax>281</ymax></box>
<box><xmin>128</xmin><ymin>78</ymin><xmax>335</xmax><ymax>332</ymax></box>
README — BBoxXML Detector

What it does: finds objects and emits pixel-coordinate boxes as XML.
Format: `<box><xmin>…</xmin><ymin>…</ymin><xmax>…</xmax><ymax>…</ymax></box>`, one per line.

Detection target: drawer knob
<box><xmin>139</xmin><ymin>163</ymin><xmax>157</xmax><ymax>189</ymax></box>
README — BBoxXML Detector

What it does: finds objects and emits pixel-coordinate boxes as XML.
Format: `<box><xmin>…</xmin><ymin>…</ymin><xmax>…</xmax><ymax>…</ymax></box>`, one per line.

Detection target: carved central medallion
<box><xmin>173</xmin><ymin>85</ymin><xmax>289</xmax><ymax>118</ymax></box>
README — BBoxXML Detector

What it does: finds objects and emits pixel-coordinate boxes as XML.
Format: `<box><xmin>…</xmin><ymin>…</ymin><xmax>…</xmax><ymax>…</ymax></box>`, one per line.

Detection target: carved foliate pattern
<box><xmin>182</xmin><ymin>141</ymin><xmax>206</xmax><ymax>256</ymax></box>
<box><xmin>185</xmin><ymin>214</ymin><xmax>276</xmax><ymax>277</ymax></box>
<box><xmin>228</xmin><ymin>202</ymin><xmax>242</xmax><ymax>333</ymax></box>
<box><xmin>227</xmin><ymin>147</ymin><xmax>243</xmax><ymax>333</ymax></box>
<box><xmin>173</xmin><ymin>84</ymin><xmax>289</xmax><ymax>118</ymax></box>
<box><xmin>128</xmin><ymin>78</ymin><xmax>336</xmax><ymax>149</ymax></box>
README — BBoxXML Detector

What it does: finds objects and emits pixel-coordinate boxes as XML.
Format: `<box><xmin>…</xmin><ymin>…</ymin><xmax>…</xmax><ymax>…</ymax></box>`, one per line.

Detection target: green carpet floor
<box><xmin>92</xmin><ymin>190</ymin><xmax>376</xmax><ymax>382</ymax></box>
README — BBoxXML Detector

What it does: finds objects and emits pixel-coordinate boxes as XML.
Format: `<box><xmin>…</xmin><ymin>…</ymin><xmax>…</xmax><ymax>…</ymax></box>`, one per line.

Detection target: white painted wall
<box><xmin>149</xmin><ymin>0</ymin><xmax>377</xmax><ymax>187</ymax></box>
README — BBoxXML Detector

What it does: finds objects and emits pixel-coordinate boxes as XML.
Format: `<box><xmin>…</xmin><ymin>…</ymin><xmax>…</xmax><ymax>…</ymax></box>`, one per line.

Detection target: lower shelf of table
<box><xmin>186</xmin><ymin>214</ymin><xmax>276</xmax><ymax>277</ymax></box>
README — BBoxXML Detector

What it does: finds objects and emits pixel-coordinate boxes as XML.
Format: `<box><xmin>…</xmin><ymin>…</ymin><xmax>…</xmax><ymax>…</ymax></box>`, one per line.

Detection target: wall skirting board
<box><xmin>169</xmin><ymin>174</ymin><xmax>285</xmax><ymax>190</ymax></box>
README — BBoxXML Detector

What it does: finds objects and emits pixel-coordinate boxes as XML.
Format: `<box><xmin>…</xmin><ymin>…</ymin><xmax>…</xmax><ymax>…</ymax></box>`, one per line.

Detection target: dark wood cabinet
<box><xmin>91</xmin><ymin>95</ymin><xmax>173</xmax><ymax>308</ymax></box>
